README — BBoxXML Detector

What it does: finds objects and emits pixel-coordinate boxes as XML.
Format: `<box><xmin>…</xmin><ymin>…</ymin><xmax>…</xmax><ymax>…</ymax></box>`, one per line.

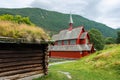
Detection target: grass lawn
<box><xmin>34</xmin><ymin>44</ymin><xmax>120</xmax><ymax>80</ymax></box>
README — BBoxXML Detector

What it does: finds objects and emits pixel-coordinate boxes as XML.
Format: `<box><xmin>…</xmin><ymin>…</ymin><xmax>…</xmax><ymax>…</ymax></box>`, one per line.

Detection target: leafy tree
<box><xmin>105</xmin><ymin>37</ymin><xmax>116</xmax><ymax>44</ymax></box>
<box><xmin>0</xmin><ymin>14</ymin><xmax>13</xmax><ymax>21</ymax></box>
<box><xmin>0</xmin><ymin>14</ymin><xmax>34</xmax><ymax>25</ymax></box>
<box><xmin>116</xmin><ymin>31</ymin><xmax>120</xmax><ymax>43</ymax></box>
<box><xmin>89</xmin><ymin>28</ymin><xmax>105</xmax><ymax>50</ymax></box>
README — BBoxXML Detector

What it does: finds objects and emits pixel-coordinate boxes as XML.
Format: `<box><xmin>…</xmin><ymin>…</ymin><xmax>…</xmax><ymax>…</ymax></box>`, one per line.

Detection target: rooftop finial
<box><xmin>68</xmin><ymin>12</ymin><xmax>73</xmax><ymax>31</ymax></box>
<box><xmin>70</xmin><ymin>12</ymin><xmax>73</xmax><ymax>23</ymax></box>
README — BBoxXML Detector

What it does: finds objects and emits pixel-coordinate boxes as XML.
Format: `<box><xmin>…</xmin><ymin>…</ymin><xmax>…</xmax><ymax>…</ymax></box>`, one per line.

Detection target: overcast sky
<box><xmin>0</xmin><ymin>0</ymin><xmax>120</xmax><ymax>29</ymax></box>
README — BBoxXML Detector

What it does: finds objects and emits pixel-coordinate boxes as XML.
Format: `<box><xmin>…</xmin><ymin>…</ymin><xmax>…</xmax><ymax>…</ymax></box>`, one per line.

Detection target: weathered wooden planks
<box><xmin>0</xmin><ymin>56</ymin><xmax>43</xmax><ymax>63</ymax></box>
<box><xmin>2</xmin><ymin>71</ymin><xmax>44</xmax><ymax>80</ymax></box>
<box><xmin>0</xmin><ymin>66</ymin><xmax>44</xmax><ymax>77</ymax></box>
<box><xmin>0</xmin><ymin>43</ymin><xmax>48</xmax><ymax>79</ymax></box>
<box><xmin>0</xmin><ymin>64</ymin><xmax>42</xmax><ymax>72</ymax></box>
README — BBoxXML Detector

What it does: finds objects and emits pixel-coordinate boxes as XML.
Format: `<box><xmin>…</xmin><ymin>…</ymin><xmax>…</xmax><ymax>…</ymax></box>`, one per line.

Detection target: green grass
<box><xmin>34</xmin><ymin>44</ymin><xmax>120</xmax><ymax>80</ymax></box>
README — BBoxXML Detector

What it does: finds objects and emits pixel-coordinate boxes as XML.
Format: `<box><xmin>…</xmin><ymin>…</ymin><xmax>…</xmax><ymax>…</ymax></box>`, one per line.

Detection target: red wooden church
<box><xmin>49</xmin><ymin>14</ymin><xmax>95</xmax><ymax>59</ymax></box>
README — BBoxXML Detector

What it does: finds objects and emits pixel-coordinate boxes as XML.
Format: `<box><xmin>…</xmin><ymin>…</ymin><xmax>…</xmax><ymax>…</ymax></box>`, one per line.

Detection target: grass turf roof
<box><xmin>0</xmin><ymin>21</ymin><xmax>50</xmax><ymax>43</ymax></box>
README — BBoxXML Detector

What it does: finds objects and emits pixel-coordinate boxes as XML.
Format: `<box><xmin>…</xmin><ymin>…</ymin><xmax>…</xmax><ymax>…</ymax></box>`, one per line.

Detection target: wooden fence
<box><xmin>0</xmin><ymin>42</ymin><xmax>48</xmax><ymax>80</ymax></box>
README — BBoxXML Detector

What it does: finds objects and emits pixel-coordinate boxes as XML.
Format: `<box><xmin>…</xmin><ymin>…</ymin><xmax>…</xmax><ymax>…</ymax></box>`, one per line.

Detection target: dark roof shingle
<box><xmin>52</xmin><ymin>27</ymin><xmax>83</xmax><ymax>41</ymax></box>
<box><xmin>49</xmin><ymin>44</ymin><xmax>93</xmax><ymax>52</ymax></box>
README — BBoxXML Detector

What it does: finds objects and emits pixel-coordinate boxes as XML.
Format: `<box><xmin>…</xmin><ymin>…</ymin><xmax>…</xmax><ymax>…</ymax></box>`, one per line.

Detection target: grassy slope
<box><xmin>34</xmin><ymin>44</ymin><xmax>120</xmax><ymax>80</ymax></box>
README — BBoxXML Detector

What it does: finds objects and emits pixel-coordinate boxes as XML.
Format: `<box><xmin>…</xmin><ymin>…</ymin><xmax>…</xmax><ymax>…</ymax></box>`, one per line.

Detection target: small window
<box><xmin>58</xmin><ymin>41</ymin><xmax>62</xmax><ymax>45</ymax></box>
<box><xmin>70</xmin><ymin>39</ymin><xmax>76</xmax><ymax>45</ymax></box>
<box><xmin>63</xmin><ymin>40</ymin><xmax>69</xmax><ymax>45</ymax></box>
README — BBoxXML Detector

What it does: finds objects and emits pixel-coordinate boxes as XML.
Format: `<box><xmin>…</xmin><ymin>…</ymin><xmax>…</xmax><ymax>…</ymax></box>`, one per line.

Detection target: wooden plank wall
<box><xmin>0</xmin><ymin>43</ymin><xmax>48</xmax><ymax>80</ymax></box>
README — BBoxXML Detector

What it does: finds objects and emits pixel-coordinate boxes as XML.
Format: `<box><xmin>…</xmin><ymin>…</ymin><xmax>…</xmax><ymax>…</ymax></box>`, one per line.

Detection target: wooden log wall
<box><xmin>0</xmin><ymin>43</ymin><xmax>48</xmax><ymax>80</ymax></box>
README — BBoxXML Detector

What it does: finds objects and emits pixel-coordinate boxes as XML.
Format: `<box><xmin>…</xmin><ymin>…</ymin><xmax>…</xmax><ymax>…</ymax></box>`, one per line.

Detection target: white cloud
<box><xmin>98</xmin><ymin>0</ymin><xmax>120</xmax><ymax>12</ymax></box>
<box><xmin>0</xmin><ymin>0</ymin><xmax>34</xmax><ymax>8</ymax></box>
<box><xmin>94</xmin><ymin>0</ymin><xmax>120</xmax><ymax>28</ymax></box>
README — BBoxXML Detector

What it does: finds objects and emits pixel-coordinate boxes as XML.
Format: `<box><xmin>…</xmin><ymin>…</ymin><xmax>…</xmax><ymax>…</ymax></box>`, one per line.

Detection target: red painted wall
<box><xmin>91</xmin><ymin>45</ymin><xmax>95</xmax><ymax>53</ymax></box>
<box><xmin>82</xmin><ymin>51</ymin><xmax>89</xmax><ymax>57</ymax></box>
<box><xmin>50</xmin><ymin>51</ymin><xmax>82</xmax><ymax>59</ymax></box>
<box><xmin>80</xmin><ymin>39</ymin><xmax>86</xmax><ymax>44</ymax></box>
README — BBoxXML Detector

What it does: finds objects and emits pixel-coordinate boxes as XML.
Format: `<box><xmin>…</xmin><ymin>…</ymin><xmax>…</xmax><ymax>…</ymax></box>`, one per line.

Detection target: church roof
<box><xmin>52</xmin><ymin>27</ymin><xmax>83</xmax><ymax>41</ymax></box>
<box><xmin>80</xmin><ymin>32</ymin><xmax>88</xmax><ymax>39</ymax></box>
<box><xmin>49</xmin><ymin>44</ymin><xmax>93</xmax><ymax>52</ymax></box>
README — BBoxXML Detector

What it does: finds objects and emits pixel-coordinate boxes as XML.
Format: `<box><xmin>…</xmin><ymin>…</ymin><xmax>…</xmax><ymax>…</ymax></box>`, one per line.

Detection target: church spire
<box><xmin>68</xmin><ymin>12</ymin><xmax>73</xmax><ymax>31</ymax></box>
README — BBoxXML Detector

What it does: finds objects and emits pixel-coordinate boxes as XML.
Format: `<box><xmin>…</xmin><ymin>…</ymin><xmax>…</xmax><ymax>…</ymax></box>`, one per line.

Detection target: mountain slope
<box><xmin>35</xmin><ymin>44</ymin><xmax>120</xmax><ymax>80</ymax></box>
<box><xmin>0</xmin><ymin>8</ymin><xmax>117</xmax><ymax>37</ymax></box>
<box><xmin>116</xmin><ymin>28</ymin><xmax>120</xmax><ymax>31</ymax></box>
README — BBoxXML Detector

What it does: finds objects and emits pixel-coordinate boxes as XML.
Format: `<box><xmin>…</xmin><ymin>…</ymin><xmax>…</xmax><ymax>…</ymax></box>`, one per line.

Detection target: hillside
<box><xmin>116</xmin><ymin>28</ymin><xmax>120</xmax><ymax>31</ymax></box>
<box><xmin>0</xmin><ymin>8</ymin><xmax>117</xmax><ymax>38</ymax></box>
<box><xmin>34</xmin><ymin>44</ymin><xmax>120</xmax><ymax>80</ymax></box>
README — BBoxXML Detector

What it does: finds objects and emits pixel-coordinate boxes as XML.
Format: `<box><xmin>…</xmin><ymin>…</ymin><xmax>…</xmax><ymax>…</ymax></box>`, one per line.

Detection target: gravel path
<box><xmin>49</xmin><ymin>61</ymin><xmax>75</xmax><ymax>66</ymax></box>
<box><xmin>58</xmin><ymin>71</ymin><xmax>72</xmax><ymax>79</ymax></box>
